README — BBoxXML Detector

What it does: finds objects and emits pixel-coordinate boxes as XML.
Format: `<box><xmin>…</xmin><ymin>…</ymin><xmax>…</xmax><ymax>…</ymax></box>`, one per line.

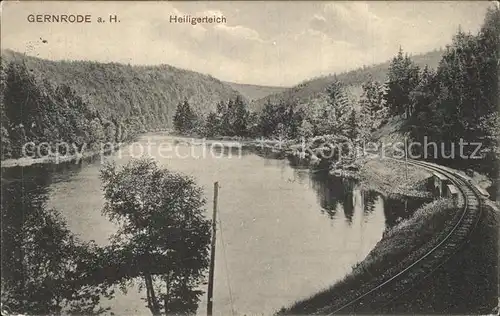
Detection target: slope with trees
<box><xmin>0</xmin><ymin>49</ymin><xmax>243</xmax><ymax>160</ymax></box>
<box><xmin>224</xmin><ymin>81</ymin><xmax>288</xmax><ymax>104</ymax></box>
<box><xmin>251</xmin><ymin>50</ymin><xmax>444</xmax><ymax>112</ymax></box>
<box><xmin>399</xmin><ymin>7</ymin><xmax>499</xmax><ymax>178</ymax></box>
<box><xmin>192</xmin><ymin>95</ymin><xmax>254</xmax><ymax>138</ymax></box>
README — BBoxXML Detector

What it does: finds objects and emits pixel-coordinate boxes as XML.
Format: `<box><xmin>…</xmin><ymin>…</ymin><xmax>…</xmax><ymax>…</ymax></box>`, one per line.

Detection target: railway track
<box><xmin>320</xmin><ymin>159</ymin><xmax>484</xmax><ymax>315</ymax></box>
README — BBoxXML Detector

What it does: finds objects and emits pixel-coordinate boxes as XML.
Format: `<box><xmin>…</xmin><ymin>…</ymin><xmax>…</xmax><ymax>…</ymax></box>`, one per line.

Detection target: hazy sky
<box><xmin>1</xmin><ymin>1</ymin><xmax>495</xmax><ymax>86</ymax></box>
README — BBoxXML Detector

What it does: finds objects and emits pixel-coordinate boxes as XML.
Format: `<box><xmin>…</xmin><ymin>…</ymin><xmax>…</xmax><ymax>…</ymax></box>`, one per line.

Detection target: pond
<box><xmin>1</xmin><ymin>133</ymin><xmax>428</xmax><ymax>315</ymax></box>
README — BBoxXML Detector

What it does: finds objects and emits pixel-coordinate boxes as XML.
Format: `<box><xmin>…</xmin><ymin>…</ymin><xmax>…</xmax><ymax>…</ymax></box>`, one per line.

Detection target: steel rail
<box><xmin>325</xmin><ymin>158</ymin><xmax>482</xmax><ymax>315</ymax></box>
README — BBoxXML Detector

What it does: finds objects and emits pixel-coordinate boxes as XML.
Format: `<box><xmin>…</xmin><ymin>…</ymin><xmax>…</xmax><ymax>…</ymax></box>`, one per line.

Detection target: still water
<box><xmin>1</xmin><ymin>134</ymin><xmax>424</xmax><ymax>315</ymax></box>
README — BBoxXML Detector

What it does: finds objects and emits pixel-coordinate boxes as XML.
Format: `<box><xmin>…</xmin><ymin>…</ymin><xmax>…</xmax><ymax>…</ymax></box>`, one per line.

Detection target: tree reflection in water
<box><xmin>362</xmin><ymin>190</ymin><xmax>380</xmax><ymax>217</ymax></box>
<box><xmin>1</xmin><ymin>165</ymin><xmax>113</xmax><ymax>315</ymax></box>
<box><xmin>308</xmin><ymin>172</ymin><xmax>357</xmax><ymax>224</ymax></box>
<box><xmin>307</xmin><ymin>170</ymin><xmax>428</xmax><ymax>230</ymax></box>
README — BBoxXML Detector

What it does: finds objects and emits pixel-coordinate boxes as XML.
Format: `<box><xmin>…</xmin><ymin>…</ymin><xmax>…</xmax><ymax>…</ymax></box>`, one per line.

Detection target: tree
<box><xmin>258</xmin><ymin>100</ymin><xmax>279</xmax><ymax>137</ymax></box>
<box><xmin>219</xmin><ymin>100</ymin><xmax>231</xmax><ymax>136</ymax></box>
<box><xmin>102</xmin><ymin>119</ymin><xmax>116</xmax><ymax>143</ymax></box>
<box><xmin>3</xmin><ymin>62</ymin><xmax>40</xmax><ymax>128</ymax></box>
<box><xmin>347</xmin><ymin>109</ymin><xmax>358</xmax><ymax>140</ymax></box>
<box><xmin>99</xmin><ymin>159</ymin><xmax>211</xmax><ymax>315</ymax></box>
<box><xmin>288</xmin><ymin>107</ymin><xmax>305</xmax><ymax>139</ymax></box>
<box><xmin>359</xmin><ymin>79</ymin><xmax>388</xmax><ymax>136</ymax></box>
<box><xmin>246</xmin><ymin>111</ymin><xmax>260</xmax><ymax>138</ymax></box>
<box><xmin>477</xmin><ymin>6</ymin><xmax>500</xmax><ymax>116</ymax></box>
<box><xmin>203</xmin><ymin>112</ymin><xmax>219</xmax><ymax>137</ymax></box>
<box><xmin>257</xmin><ymin>99</ymin><xmax>301</xmax><ymax>138</ymax></box>
<box><xmin>1</xmin><ymin>126</ymin><xmax>12</xmax><ymax>159</ymax></box>
<box><xmin>403</xmin><ymin>7</ymin><xmax>499</xmax><ymax>176</ymax></box>
<box><xmin>230</xmin><ymin>95</ymin><xmax>249</xmax><ymax>136</ymax></box>
<box><xmin>89</xmin><ymin>118</ymin><xmax>105</xmax><ymax>150</ymax></box>
<box><xmin>409</xmin><ymin>65</ymin><xmax>436</xmax><ymax>115</ymax></box>
<box><xmin>360</xmin><ymin>80</ymin><xmax>386</xmax><ymax>118</ymax></box>
<box><xmin>173</xmin><ymin>100</ymin><xmax>197</xmax><ymax>134</ymax></box>
<box><xmin>212</xmin><ymin>101</ymin><xmax>227</xmax><ymax>135</ymax></box>
<box><xmin>320</xmin><ymin>80</ymin><xmax>351</xmax><ymax>135</ymax></box>
<box><xmin>385</xmin><ymin>48</ymin><xmax>420</xmax><ymax>118</ymax></box>
<box><xmin>297</xmin><ymin>119</ymin><xmax>314</xmax><ymax>140</ymax></box>
<box><xmin>1</xmin><ymin>168</ymin><xmax>113</xmax><ymax>315</ymax></box>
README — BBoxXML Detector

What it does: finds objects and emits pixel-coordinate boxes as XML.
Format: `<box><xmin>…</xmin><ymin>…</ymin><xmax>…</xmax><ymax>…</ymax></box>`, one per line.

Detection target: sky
<box><xmin>1</xmin><ymin>1</ymin><xmax>495</xmax><ymax>87</ymax></box>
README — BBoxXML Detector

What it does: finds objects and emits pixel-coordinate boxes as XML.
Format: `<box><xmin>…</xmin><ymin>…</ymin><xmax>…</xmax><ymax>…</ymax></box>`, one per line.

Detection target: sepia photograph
<box><xmin>1</xmin><ymin>1</ymin><xmax>499</xmax><ymax>315</ymax></box>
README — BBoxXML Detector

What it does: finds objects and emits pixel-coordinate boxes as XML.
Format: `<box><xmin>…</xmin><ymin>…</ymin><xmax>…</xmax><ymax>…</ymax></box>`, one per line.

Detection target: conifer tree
<box><xmin>347</xmin><ymin>109</ymin><xmax>358</xmax><ymax>140</ymax></box>
<box><xmin>323</xmin><ymin>80</ymin><xmax>351</xmax><ymax>135</ymax></box>
<box><xmin>231</xmin><ymin>95</ymin><xmax>249</xmax><ymax>136</ymax></box>
<box><xmin>173</xmin><ymin>100</ymin><xmax>197</xmax><ymax>134</ymax></box>
<box><xmin>385</xmin><ymin>48</ymin><xmax>420</xmax><ymax>117</ymax></box>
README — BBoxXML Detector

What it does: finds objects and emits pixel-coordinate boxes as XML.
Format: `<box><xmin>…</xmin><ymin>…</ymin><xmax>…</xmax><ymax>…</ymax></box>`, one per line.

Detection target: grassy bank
<box><xmin>358</xmin><ymin>158</ymin><xmax>433</xmax><ymax>198</ymax></box>
<box><xmin>278</xmin><ymin>198</ymin><xmax>457</xmax><ymax>315</ymax></box>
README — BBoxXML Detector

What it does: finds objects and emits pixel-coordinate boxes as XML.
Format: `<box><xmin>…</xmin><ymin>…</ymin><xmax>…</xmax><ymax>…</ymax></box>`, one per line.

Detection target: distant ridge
<box><xmin>0</xmin><ymin>49</ymin><xmax>246</xmax><ymax>160</ymax></box>
<box><xmin>1</xmin><ymin>49</ymin><xmax>243</xmax><ymax>123</ymax></box>
<box><xmin>224</xmin><ymin>81</ymin><xmax>288</xmax><ymax>104</ymax></box>
<box><xmin>251</xmin><ymin>49</ymin><xmax>445</xmax><ymax>110</ymax></box>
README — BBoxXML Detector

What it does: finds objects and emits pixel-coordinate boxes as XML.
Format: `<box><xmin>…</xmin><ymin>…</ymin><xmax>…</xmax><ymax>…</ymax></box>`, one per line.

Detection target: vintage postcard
<box><xmin>1</xmin><ymin>1</ymin><xmax>499</xmax><ymax>315</ymax></box>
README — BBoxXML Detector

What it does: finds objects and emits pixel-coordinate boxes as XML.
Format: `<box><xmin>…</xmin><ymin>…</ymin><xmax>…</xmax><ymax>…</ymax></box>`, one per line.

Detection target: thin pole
<box><xmin>207</xmin><ymin>182</ymin><xmax>219</xmax><ymax>316</ymax></box>
<box><xmin>404</xmin><ymin>136</ymin><xmax>409</xmax><ymax>180</ymax></box>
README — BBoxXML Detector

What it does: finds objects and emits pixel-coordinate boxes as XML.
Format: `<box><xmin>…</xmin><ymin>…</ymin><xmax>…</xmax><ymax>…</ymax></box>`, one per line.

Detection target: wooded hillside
<box><xmin>252</xmin><ymin>49</ymin><xmax>444</xmax><ymax>111</ymax></box>
<box><xmin>224</xmin><ymin>81</ymin><xmax>288</xmax><ymax>104</ymax></box>
<box><xmin>0</xmin><ymin>50</ymin><xmax>243</xmax><ymax>159</ymax></box>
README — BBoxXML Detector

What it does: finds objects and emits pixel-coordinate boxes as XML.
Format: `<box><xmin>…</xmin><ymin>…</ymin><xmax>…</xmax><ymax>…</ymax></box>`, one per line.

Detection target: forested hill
<box><xmin>224</xmin><ymin>81</ymin><xmax>288</xmax><ymax>104</ymax></box>
<box><xmin>252</xmin><ymin>49</ymin><xmax>444</xmax><ymax>110</ymax></box>
<box><xmin>1</xmin><ymin>49</ymin><xmax>242</xmax><ymax>119</ymax></box>
<box><xmin>0</xmin><ymin>49</ymin><xmax>243</xmax><ymax>160</ymax></box>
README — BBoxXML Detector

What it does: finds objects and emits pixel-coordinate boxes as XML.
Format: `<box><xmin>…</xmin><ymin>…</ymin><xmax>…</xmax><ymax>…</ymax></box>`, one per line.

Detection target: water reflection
<box><xmin>250</xmin><ymin>146</ymin><xmax>286</xmax><ymax>160</ymax></box>
<box><xmin>362</xmin><ymin>190</ymin><xmax>380</xmax><ymax>216</ymax></box>
<box><xmin>308</xmin><ymin>172</ymin><xmax>359</xmax><ymax>224</ymax></box>
<box><xmin>1</xmin><ymin>166</ymin><xmax>55</xmax><ymax>286</ymax></box>
<box><xmin>208</xmin><ymin>143</ymin><xmax>254</xmax><ymax>158</ymax></box>
<box><xmin>300</xmin><ymin>168</ymin><xmax>428</xmax><ymax>230</ymax></box>
<box><xmin>2</xmin><ymin>165</ymin><xmax>52</xmax><ymax>201</ymax></box>
<box><xmin>291</xmin><ymin>168</ymin><xmax>310</xmax><ymax>184</ymax></box>
<box><xmin>2</xmin><ymin>165</ymin><xmax>82</xmax><ymax>313</ymax></box>
<box><xmin>2</xmin><ymin>157</ymin><xmax>431</xmax><ymax>245</ymax></box>
<box><xmin>1</xmin><ymin>140</ymin><xmax>431</xmax><ymax>315</ymax></box>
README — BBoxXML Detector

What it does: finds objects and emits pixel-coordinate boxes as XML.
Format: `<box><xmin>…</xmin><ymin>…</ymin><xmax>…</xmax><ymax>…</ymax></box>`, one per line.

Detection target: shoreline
<box><xmin>279</xmin><ymin>158</ymin><xmax>497</xmax><ymax>314</ymax></box>
<box><xmin>0</xmin><ymin>137</ymin><xmax>283</xmax><ymax>169</ymax></box>
<box><xmin>1</xmin><ymin>144</ymin><xmax>122</xmax><ymax>169</ymax></box>
<box><xmin>2</xmin><ymin>134</ymin><xmax>493</xmax><ymax>198</ymax></box>
<box><xmin>0</xmin><ymin>130</ymin><xmax>175</xmax><ymax>169</ymax></box>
